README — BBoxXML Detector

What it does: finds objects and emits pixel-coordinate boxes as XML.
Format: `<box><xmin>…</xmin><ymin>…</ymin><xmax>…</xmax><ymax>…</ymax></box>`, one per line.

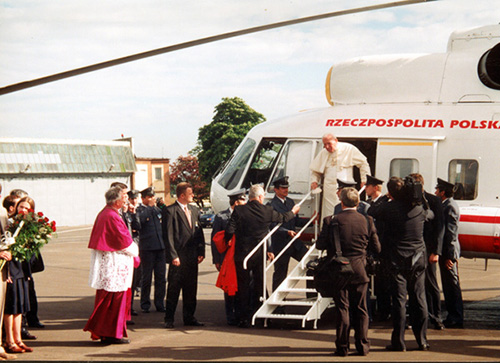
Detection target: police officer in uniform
<box><xmin>435</xmin><ymin>178</ymin><xmax>464</xmax><ymax>329</ymax></box>
<box><xmin>211</xmin><ymin>189</ymin><xmax>247</xmax><ymax>325</ymax></box>
<box><xmin>136</xmin><ymin>187</ymin><xmax>166</xmax><ymax>313</ymax></box>
<box><xmin>268</xmin><ymin>176</ymin><xmax>309</xmax><ymax>292</ymax></box>
<box><xmin>333</xmin><ymin>179</ymin><xmax>370</xmax><ymax>216</ymax></box>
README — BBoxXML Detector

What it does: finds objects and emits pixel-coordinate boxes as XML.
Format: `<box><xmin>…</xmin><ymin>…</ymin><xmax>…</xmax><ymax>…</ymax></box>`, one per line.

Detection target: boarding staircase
<box><xmin>244</xmin><ymin>189</ymin><xmax>334</xmax><ymax>329</ymax></box>
<box><xmin>251</xmin><ymin>244</ymin><xmax>333</xmax><ymax>329</ymax></box>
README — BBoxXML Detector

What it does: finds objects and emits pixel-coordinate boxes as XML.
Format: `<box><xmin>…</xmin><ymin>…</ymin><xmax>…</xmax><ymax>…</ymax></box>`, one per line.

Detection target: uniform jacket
<box><xmin>267</xmin><ymin>196</ymin><xmax>305</xmax><ymax>255</ymax></box>
<box><xmin>225</xmin><ymin>199</ymin><xmax>295</xmax><ymax>263</ymax></box>
<box><xmin>136</xmin><ymin>204</ymin><xmax>165</xmax><ymax>251</ymax></box>
<box><xmin>211</xmin><ymin>208</ymin><xmax>231</xmax><ymax>265</ymax></box>
<box><xmin>334</xmin><ymin>200</ymin><xmax>370</xmax><ymax>216</ymax></box>
<box><xmin>163</xmin><ymin>202</ymin><xmax>205</xmax><ymax>264</ymax></box>
<box><xmin>316</xmin><ymin>209</ymin><xmax>381</xmax><ymax>284</ymax></box>
<box><xmin>423</xmin><ymin>191</ymin><xmax>444</xmax><ymax>255</ymax></box>
<box><xmin>441</xmin><ymin>197</ymin><xmax>461</xmax><ymax>261</ymax></box>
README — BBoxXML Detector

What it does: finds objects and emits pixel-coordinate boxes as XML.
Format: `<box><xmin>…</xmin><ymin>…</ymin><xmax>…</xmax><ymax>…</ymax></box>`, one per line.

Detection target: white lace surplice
<box><xmin>88</xmin><ymin>243</ymin><xmax>138</xmax><ymax>292</ymax></box>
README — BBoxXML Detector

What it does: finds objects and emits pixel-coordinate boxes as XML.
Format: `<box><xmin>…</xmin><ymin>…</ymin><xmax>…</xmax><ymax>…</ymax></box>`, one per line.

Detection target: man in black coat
<box><xmin>368</xmin><ymin>176</ymin><xmax>433</xmax><ymax>352</ymax></box>
<box><xmin>268</xmin><ymin>176</ymin><xmax>308</xmax><ymax>291</ymax></box>
<box><xmin>211</xmin><ymin>189</ymin><xmax>247</xmax><ymax>326</ymax></box>
<box><xmin>136</xmin><ymin>187</ymin><xmax>166</xmax><ymax>313</ymax></box>
<box><xmin>225</xmin><ymin>184</ymin><xmax>300</xmax><ymax>327</ymax></box>
<box><xmin>410</xmin><ymin>174</ymin><xmax>445</xmax><ymax>330</ymax></box>
<box><xmin>164</xmin><ymin>182</ymin><xmax>205</xmax><ymax>328</ymax></box>
<box><xmin>435</xmin><ymin>178</ymin><xmax>464</xmax><ymax>329</ymax></box>
<box><xmin>317</xmin><ymin>187</ymin><xmax>381</xmax><ymax>357</ymax></box>
<box><xmin>333</xmin><ymin>179</ymin><xmax>370</xmax><ymax>216</ymax></box>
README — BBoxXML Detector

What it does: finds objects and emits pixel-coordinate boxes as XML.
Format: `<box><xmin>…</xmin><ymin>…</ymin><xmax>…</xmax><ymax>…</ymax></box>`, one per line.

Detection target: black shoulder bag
<box><xmin>308</xmin><ymin>217</ymin><xmax>354</xmax><ymax>297</ymax></box>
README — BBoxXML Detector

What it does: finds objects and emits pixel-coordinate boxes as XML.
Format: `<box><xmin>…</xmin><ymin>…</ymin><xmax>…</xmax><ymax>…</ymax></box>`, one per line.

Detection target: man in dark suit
<box><xmin>410</xmin><ymin>174</ymin><xmax>445</xmax><ymax>330</ymax></box>
<box><xmin>435</xmin><ymin>178</ymin><xmax>464</xmax><ymax>329</ymax></box>
<box><xmin>164</xmin><ymin>182</ymin><xmax>205</xmax><ymax>328</ymax></box>
<box><xmin>136</xmin><ymin>187</ymin><xmax>166</xmax><ymax>313</ymax></box>
<box><xmin>317</xmin><ymin>187</ymin><xmax>381</xmax><ymax>356</ymax></box>
<box><xmin>368</xmin><ymin>176</ymin><xmax>432</xmax><ymax>352</ymax></box>
<box><xmin>225</xmin><ymin>184</ymin><xmax>300</xmax><ymax>327</ymax></box>
<box><xmin>211</xmin><ymin>189</ymin><xmax>246</xmax><ymax>326</ymax></box>
<box><xmin>268</xmin><ymin>176</ymin><xmax>308</xmax><ymax>291</ymax></box>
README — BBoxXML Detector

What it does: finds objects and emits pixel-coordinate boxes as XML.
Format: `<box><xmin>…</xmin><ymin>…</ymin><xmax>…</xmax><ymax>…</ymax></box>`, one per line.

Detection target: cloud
<box><xmin>1</xmin><ymin>0</ymin><xmax>499</xmax><ymax>159</ymax></box>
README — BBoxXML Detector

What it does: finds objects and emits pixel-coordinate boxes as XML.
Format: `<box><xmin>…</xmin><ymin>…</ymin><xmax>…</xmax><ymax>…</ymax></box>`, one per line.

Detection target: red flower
<box><xmin>28</xmin><ymin>208</ymin><xmax>34</xmax><ymax>213</ymax></box>
<box><xmin>44</xmin><ymin>217</ymin><xmax>49</xmax><ymax>222</ymax></box>
<box><xmin>37</xmin><ymin>212</ymin><xmax>44</xmax><ymax>217</ymax></box>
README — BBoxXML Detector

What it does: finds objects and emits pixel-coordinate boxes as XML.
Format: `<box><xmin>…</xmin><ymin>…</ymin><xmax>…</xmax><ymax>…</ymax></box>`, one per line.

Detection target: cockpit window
<box><xmin>242</xmin><ymin>138</ymin><xmax>286</xmax><ymax>188</ymax></box>
<box><xmin>217</xmin><ymin>138</ymin><xmax>256</xmax><ymax>190</ymax></box>
<box><xmin>449</xmin><ymin>159</ymin><xmax>478</xmax><ymax>200</ymax></box>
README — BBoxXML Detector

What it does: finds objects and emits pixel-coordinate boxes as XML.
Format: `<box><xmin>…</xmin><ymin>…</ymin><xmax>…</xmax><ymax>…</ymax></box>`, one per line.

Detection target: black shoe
<box><xmin>164</xmin><ymin>321</ymin><xmax>174</xmax><ymax>329</ymax></box>
<box><xmin>131</xmin><ymin>310</ymin><xmax>138</xmax><ymax>316</ymax></box>
<box><xmin>332</xmin><ymin>350</ymin><xmax>348</xmax><ymax>357</ymax></box>
<box><xmin>156</xmin><ymin>307</ymin><xmax>166</xmax><ymax>313</ymax></box>
<box><xmin>102</xmin><ymin>337</ymin><xmax>130</xmax><ymax>344</ymax></box>
<box><xmin>141</xmin><ymin>309</ymin><xmax>150</xmax><ymax>314</ymax></box>
<box><xmin>28</xmin><ymin>321</ymin><xmax>45</xmax><ymax>329</ymax></box>
<box><xmin>386</xmin><ymin>344</ymin><xmax>406</xmax><ymax>352</ymax></box>
<box><xmin>184</xmin><ymin>319</ymin><xmax>204</xmax><ymax>327</ymax></box>
<box><xmin>21</xmin><ymin>328</ymin><xmax>37</xmax><ymax>340</ymax></box>
<box><xmin>419</xmin><ymin>343</ymin><xmax>430</xmax><ymax>351</ymax></box>
<box><xmin>444</xmin><ymin>320</ymin><xmax>463</xmax><ymax>329</ymax></box>
<box><xmin>126</xmin><ymin>320</ymin><xmax>135</xmax><ymax>325</ymax></box>
<box><xmin>238</xmin><ymin>320</ymin><xmax>250</xmax><ymax>328</ymax></box>
<box><xmin>433</xmin><ymin>321</ymin><xmax>445</xmax><ymax>330</ymax></box>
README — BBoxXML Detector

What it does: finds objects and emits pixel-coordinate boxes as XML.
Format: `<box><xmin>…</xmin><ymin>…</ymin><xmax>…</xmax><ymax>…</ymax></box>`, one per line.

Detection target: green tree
<box><xmin>169</xmin><ymin>155</ymin><xmax>208</xmax><ymax>208</ymax></box>
<box><xmin>195</xmin><ymin>97</ymin><xmax>265</xmax><ymax>184</ymax></box>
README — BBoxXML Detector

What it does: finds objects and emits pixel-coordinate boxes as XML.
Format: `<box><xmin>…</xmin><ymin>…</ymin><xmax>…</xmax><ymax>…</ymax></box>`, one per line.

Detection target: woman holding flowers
<box><xmin>83</xmin><ymin>186</ymin><xmax>139</xmax><ymax>344</ymax></box>
<box><xmin>4</xmin><ymin>196</ymin><xmax>36</xmax><ymax>353</ymax></box>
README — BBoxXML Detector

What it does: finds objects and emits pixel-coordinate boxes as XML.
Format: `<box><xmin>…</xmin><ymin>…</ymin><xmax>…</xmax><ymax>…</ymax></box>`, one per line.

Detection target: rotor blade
<box><xmin>0</xmin><ymin>0</ymin><xmax>434</xmax><ymax>96</ymax></box>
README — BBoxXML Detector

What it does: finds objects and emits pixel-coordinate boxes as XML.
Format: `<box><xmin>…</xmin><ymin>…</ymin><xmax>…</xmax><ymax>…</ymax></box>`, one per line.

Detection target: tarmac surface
<box><xmin>21</xmin><ymin>226</ymin><xmax>500</xmax><ymax>361</ymax></box>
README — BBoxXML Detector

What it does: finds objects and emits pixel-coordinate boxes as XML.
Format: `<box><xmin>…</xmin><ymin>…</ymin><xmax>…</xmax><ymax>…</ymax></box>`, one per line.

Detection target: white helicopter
<box><xmin>210</xmin><ymin>23</ymin><xmax>500</xmax><ymax>260</ymax></box>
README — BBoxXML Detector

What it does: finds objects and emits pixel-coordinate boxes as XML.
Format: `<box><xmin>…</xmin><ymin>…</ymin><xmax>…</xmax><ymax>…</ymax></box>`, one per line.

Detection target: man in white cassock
<box><xmin>310</xmin><ymin>133</ymin><xmax>370</xmax><ymax>219</ymax></box>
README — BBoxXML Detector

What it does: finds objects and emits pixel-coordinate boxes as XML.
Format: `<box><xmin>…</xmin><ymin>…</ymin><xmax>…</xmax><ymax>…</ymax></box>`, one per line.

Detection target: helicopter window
<box><xmin>389</xmin><ymin>158</ymin><xmax>419</xmax><ymax>178</ymax></box>
<box><xmin>448</xmin><ymin>159</ymin><xmax>478</xmax><ymax>200</ymax></box>
<box><xmin>268</xmin><ymin>140</ymin><xmax>313</xmax><ymax>195</ymax></box>
<box><xmin>218</xmin><ymin>138</ymin><xmax>256</xmax><ymax>190</ymax></box>
<box><xmin>242</xmin><ymin>138</ymin><xmax>287</xmax><ymax>188</ymax></box>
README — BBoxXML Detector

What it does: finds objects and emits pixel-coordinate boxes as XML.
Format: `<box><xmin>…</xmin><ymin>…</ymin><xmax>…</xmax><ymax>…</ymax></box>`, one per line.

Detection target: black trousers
<box><xmin>425</xmin><ymin>259</ymin><xmax>442</xmax><ymax>325</ymax></box>
<box><xmin>235</xmin><ymin>257</ymin><xmax>264</xmax><ymax>323</ymax></box>
<box><xmin>332</xmin><ymin>282</ymin><xmax>370</xmax><ymax>355</ymax></box>
<box><xmin>390</xmin><ymin>251</ymin><xmax>428</xmax><ymax>350</ymax></box>
<box><xmin>439</xmin><ymin>258</ymin><xmax>464</xmax><ymax>324</ymax></box>
<box><xmin>139</xmin><ymin>249</ymin><xmax>166</xmax><ymax>312</ymax></box>
<box><xmin>272</xmin><ymin>242</ymin><xmax>308</xmax><ymax>291</ymax></box>
<box><xmin>164</xmin><ymin>261</ymin><xmax>199</xmax><ymax>323</ymax></box>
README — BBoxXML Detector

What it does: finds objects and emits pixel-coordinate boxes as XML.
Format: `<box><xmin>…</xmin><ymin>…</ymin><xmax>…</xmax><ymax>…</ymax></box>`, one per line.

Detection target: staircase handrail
<box><xmin>265</xmin><ymin>211</ymin><xmax>317</xmax><ymax>272</ymax></box>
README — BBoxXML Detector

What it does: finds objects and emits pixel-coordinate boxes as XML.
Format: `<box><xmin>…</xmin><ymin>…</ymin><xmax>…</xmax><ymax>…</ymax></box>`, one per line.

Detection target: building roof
<box><xmin>0</xmin><ymin>138</ymin><xmax>136</xmax><ymax>174</ymax></box>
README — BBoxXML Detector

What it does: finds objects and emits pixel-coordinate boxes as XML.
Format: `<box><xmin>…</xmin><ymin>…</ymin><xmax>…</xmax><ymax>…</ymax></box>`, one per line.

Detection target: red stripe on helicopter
<box><xmin>459</xmin><ymin>215</ymin><xmax>500</xmax><ymax>224</ymax></box>
<box><xmin>459</xmin><ymin>234</ymin><xmax>500</xmax><ymax>254</ymax></box>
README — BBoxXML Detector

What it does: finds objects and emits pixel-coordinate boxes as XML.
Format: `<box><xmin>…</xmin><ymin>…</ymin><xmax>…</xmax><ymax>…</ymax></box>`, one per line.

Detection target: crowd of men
<box><xmin>1</xmin><ymin>132</ymin><xmax>466</xmax><ymax>354</ymax></box>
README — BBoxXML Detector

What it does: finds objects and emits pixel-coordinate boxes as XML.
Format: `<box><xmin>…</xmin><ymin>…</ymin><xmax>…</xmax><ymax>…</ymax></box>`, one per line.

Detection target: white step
<box><xmin>266</xmin><ymin>300</ymin><xmax>315</xmax><ymax>306</ymax></box>
<box><xmin>289</xmin><ymin>276</ymin><xmax>314</xmax><ymax>280</ymax></box>
<box><xmin>279</xmin><ymin>287</ymin><xmax>317</xmax><ymax>293</ymax></box>
<box><xmin>258</xmin><ymin>313</ymin><xmax>307</xmax><ymax>320</ymax></box>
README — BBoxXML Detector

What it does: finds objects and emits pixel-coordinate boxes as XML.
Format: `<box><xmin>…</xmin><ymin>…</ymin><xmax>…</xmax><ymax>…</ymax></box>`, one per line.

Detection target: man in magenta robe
<box><xmin>84</xmin><ymin>186</ymin><xmax>139</xmax><ymax>344</ymax></box>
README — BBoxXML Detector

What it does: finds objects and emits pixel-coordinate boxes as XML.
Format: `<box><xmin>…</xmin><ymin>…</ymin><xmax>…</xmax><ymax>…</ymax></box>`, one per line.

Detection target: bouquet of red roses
<box><xmin>4</xmin><ymin>209</ymin><xmax>56</xmax><ymax>264</ymax></box>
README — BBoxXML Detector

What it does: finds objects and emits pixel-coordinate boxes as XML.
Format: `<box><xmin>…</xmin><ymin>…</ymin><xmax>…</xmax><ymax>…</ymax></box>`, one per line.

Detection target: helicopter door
<box><xmin>375</xmin><ymin>139</ymin><xmax>440</xmax><ymax>186</ymax></box>
<box><xmin>266</xmin><ymin>139</ymin><xmax>316</xmax><ymax>218</ymax></box>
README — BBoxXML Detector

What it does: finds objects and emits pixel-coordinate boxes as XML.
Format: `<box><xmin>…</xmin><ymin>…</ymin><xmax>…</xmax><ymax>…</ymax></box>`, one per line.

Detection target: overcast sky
<box><xmin>1</xmin><ymin>0</ymin><xmax>499</xmax><ymax>160</ymax></box>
